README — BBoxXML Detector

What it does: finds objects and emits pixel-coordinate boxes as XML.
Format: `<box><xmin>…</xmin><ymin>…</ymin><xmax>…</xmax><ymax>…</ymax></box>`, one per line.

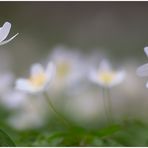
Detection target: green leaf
<box><xmin>33</xmin><ymin>131</ymin><xmax>67</xmax><ymax>146</ymax></box>
<box><xmin>0</xmin><ymin>129</ymin><xmax>15</xmax><ymax>146</ymax></box>
<box><xmin>92</xmin><ymin>124</ymin><xmax>121</xmax><ymax>138</ymax></box>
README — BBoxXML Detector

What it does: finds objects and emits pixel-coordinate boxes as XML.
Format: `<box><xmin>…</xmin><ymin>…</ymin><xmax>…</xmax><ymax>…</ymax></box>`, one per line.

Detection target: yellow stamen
<box><xmin>57</xmin><ymin>62</ymin><xmax>70</xmax><ymax>78</ymax></box>
<box><xmin>29</xmin><ymin>72</ymin><xmax>46</xmax><ymax>87</ymax></box>
<box><xmin>99</xmin><ymin>71</ymin><xmax>115</xmax><ymax>84</ymax></box>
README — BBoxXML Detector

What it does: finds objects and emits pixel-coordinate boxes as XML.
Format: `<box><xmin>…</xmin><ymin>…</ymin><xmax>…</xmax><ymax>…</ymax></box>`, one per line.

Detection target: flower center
<box><xmin>29</xmin><ymin>72</ymin><xmax>46</xmax><ymax>87</ymax></box>
<box><xmin>99</xmin><ymin>71</ymin><xmax>115</xmax><ymax>84</ymax></box>
<box><xmin>57</xmin><ymin>62</ymin><xmax>70</xmax><ymax>78</ymax></box>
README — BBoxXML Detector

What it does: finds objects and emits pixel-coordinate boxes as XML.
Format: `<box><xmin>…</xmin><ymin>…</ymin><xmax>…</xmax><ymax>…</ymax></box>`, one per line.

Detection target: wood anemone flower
<box><xmin>0</xmin><ymin>22</ymin><xmax>18</xmax><ymax>46</ymax></box>
<box><xmin>15</xmin><ymin>62</ymin><xmax>55</xmax><ymax>93</ymax></box>
<box><xmin>90</xmin><ymin>60</ymin><xmax>125</xmax><ymax>88</ymax></box>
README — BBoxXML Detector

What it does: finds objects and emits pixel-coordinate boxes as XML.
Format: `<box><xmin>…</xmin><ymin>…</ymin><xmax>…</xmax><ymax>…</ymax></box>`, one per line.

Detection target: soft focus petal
<box><xmin>7</xmin><ymin>111</ymin><xmax>44</xmax><ymax>130</ymax></box>
<box><xmin>16</xmin><ymin>79</ymin><xmax>34</xmax><ymax>92</ymax></box>
<box><xmin>89</xmin><ymin>70</ymin><xmax>107</xmax><ymax>87</ymax></box>
<box><xmin>89</xmin><ymin>70</ymin><xmax>98</xmax><ymax>83</ymax></box>
<box><xmin>16</xmin><ymin>78</ymin><xmax>45</xmax><ymax>93</ymax></box>
<box><xmin>109</xmin><ymin>71</ymin><xmax>125</xmax><ymax>87</ymax></box>
<box><xmin>99</xmin><ymin>59</ymin><xmax>111</xmax><ymax>71</ymax></box>
<box><xmin>146</xmin><ymin>81</ymin><xmax>148</xmax><ymax>88</ymax></box>
<box><xmin>136</xmin><ymin>63</ymin><xmax>148</xmax><ymax>77</ymax></box>
<box><xmin>0</xmin><ymin>33</ymin><xmax>19</xmax><ymax>46</ymax></box>
<box><xmin>30</xmin><ymin>63</ymin><xmax>44</xmax><ymax>76</ymax></box>
<box><xmin>46</xmin><ymin>62</ymin><xmax>56</xmax><ymax>81</ymax></box>
<box><xmin>144</xmin><ymin>47</ymin><xmax>148</xmax><ymax>57</ymax></box>
<box><xmin>2</xmin><ymin>91</ymin><xmax>26</xmax><ymax>109</ymax></box>
<box><xmin>0</xmin><ymin>73</ymin><xmax>14</xmax><ymax>93</ymax></box>
<box><xmin>0</xmin><ymin>22</ymin><xmax>11</xmax><ymax>42</ymax></box>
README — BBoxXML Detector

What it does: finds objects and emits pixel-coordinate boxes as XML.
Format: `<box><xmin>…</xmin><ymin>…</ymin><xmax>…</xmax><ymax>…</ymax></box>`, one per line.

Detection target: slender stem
<box><xmin>106</xmin><ymin>88</ymin><xmax>113</xmax><ymax>123</ymax></box>
<box><xmin>102</xmin><ymin>87</ymin><xmax>113</xmax><ymax>124</ymax></box>
<box><xmin>102</xmin><ymin>87</ymin><xmax>110</xmax><ymax>122</ymax></box>
<box><xmin>43</xmin><ymin>91</ymin><xmax>70</xmax><ymax>128</ymax></box>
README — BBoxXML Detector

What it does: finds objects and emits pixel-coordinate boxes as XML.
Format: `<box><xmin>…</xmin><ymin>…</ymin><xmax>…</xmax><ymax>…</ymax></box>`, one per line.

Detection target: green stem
<box><xmin>43</xmin><ymin>91</ymin><xmax>70</xmax><ymax>128</ymax></box>
<box><xmin>102</xmin><ymin>87</ymin><xmax>113</xmax><ymax>124</ymax></box>
<box><xmin>102</xmin><ymin>88</ymin><xmax>110</xmax><ymax>123</ymax></box>
<box><xmin>106</xmin><ymin>88</ymin><xmax>113</xmax><ymax>123</ymax></box>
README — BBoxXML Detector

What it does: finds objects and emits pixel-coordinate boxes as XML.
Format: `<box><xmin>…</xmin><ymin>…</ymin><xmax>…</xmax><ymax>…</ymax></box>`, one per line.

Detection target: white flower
<box><xmin>15</xmin><ymin>62</ymin><xmax>55</xmax><ymax>93</ymax></box>
<box><xmin>7</xmin><ymin>94</ymin><xmax>49</xmax><ymax>130</ymax></box>
<box><xmin>2</xmin><ymin>91</ymin><xmax>27</xmax><ymax>109</ymax></box>
<box><xmin>89</xmin><ymin>60</ymin><xmax>125</xmax><ymax>88</ymax></box>
<box><xmin>0</xmin><ymin>73</ymin><xmax>14</xmax><ymax>94</ymax></box>
<box><xmin>136</xmin><ymin>47</ymin><xmax>148</xmax><ymax>88</ymax></box>
<box><xmin>48</xmin><ymin>46</ymin><xmax>86</xmax><ymax>91</ymax></box>
<box><xmin>0</xmin><ymin>22</ymin><xmax>18</xmax><ymax>46</ymax></box>
<box><xmin>137</xmin><ymin>47</ymin><xmax>148</xmax><ymax>77</ymax></box>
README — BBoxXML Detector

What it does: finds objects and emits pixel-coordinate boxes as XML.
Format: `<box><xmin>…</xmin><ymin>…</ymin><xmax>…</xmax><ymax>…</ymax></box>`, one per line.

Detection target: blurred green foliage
<box><xmin>1</xmin><ymin>113</ymin><xmax>148</xmax><ymax>146</ymax></box>
<box><xmin>14</xmin><ymin>120</ymin><xmax>148</xmax><ymax>146</ymax></box>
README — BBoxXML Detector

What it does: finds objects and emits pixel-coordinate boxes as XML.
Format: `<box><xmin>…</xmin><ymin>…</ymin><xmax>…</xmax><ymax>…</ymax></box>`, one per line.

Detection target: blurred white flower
<box><xmin>8</xmin><ymin>112</ymin><xmax>44</xmax><ymax>130</ymax></box>
<box><xmin>48</xmin><ymin>46</ymin><xmax>86</xmax><ymax>92</ymax></box>
<box><xmin>89</xmin><ymin>60</ymin><xmax>125</xmax><ymax>88</ymax></box>
<box><xmin>0</xmin><ymin>72</ymin><xmax>27</xmax><ymax>110</ymax></box>
<box><xmin>7</xmin><ymin>98</ymin><xmax>48</xmax><ymax>130</ymax></box>
<box><xmin>0</xmin><ymin>73</ymin><xmax>14</xmax><ymax>94</ymax></box>
<box><xmin>2</xmin><ymin>91</ymin><xmax>27</xmax><ymax>109</ymax></box>
<box><xmin>136</xmin><ymin>47</ymin><xmax>148</xmax><ymax>88</ymax></box>
<box><xmin>137</xmin><ymin>47</ymin><xmax>148</xmax><ymax>77</ymax></box>
<box><xmin>0</xmin><ymin>71</ymin><xmax>49</xmax><ymax>131</ymax></box>
<box><xmin>0</xmin><ymin>22</ymin><xmax>18</xmax><ymax>46</ymax></box>
<box><xmin>6</xmin><ymin>92</ymin><xmax>49</xmax><ymax>130</ymax></box>
<box><xmin>15</xmin><ymin>62</ymin><xmax>55</xmax><ymax>93</ymax></box>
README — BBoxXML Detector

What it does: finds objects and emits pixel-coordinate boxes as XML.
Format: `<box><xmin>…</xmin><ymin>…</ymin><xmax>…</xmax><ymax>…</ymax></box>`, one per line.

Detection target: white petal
<box><xmin>146</xmin><ymin>82</ymin><xmax>148</xmax><ymax>88</ymax></box>
<box><xmin>2</xmin><ymin>91</ymin><xmax>26</xmax><ymax>109</ymax></box>
<box><xmin>109</xmin><ymin>71</ymin><xmax>125</xmax><ymax>87</ymax></box>
<box><xmin>89</xmin><ymin>70</ymin><xmax>107</xmax><ymax>87</ymax></box>
<box><xmin>0</xmin><ymin>22</ymin><xmax>11</xmax><ymax>42</ymax></box>
<box><xmin>30</xmin><ymin>63</ymin><xmax>44</xmax><ymax>76</ymax></box>
<box><xmin>15</xmin><ymin>79</ymin><xmax>45</xmax><ymax>93</ymax></box>
<box><xmin>136</xmin><ymin>63</ymin><xmax>148</xmax><ymax>77</ymax></box>
<box><xmin>46</xmin><ymin>62</ymin><xmax>56</xmax><ymax>81</ymax></box>
<box><xmin>89</xmin><ymin>70</ymin><xmax>98</xmax><ymax>83</ymax></box>
<box><xmin>0</xmin><ymin>33</ymin><xmax>19</xmax><ymax>46</ymax></box>
<box><xmin>15</xmin><ymin>78</ymin><xmax>36</xmax><ymax>93</ymax></box>
<box><xmin>144</xmin><ymin>47</ymin><xmax>148</xmax><ymax>57</ymax></box>
<box><xmin>16</xmin><ymin>79</ymin><xmax>31</xmax><ymax>90</ymax></box>
<box><xmin>99</xmin><ymin>59</ymin><xmax>111</xmax><ymax>71</ymax></box>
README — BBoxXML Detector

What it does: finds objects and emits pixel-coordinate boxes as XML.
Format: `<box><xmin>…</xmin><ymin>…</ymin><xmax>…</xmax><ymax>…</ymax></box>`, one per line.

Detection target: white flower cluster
<box><xmin>1</xmin><ymin>20</ymin><xmax>148</xmax><ymax>130</ymax></box>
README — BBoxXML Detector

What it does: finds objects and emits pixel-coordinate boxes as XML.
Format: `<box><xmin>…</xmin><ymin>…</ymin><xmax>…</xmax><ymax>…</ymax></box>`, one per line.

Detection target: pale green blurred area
<box><xmin>1</xmin><ymin>2</ymin><xmax>148</xmax><ymax>130</ymax></box>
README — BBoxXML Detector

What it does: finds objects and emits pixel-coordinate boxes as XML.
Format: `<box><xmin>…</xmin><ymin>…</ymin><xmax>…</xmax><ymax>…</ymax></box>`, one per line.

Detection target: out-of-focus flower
<box><xmin>0</xmin><ymin>72</ymin><xmax>28</xmax><ymax>110</ymax></box>
<box><xmin>7</xmin><ymin>95</ymin><xmax>48</xmax><ymax>130</ymax></box>
<box><xmin>15</xmin><ymin>62</ymin><xmax>55</xmax><ymax>93</ymax></box>
<box><xmin>8</xmin><ymin>112</ymin><xmax>44</xmax><ymax>130</ymax></box>
<box><xmin>48</xmin><ymin>46</ymin><xmax>86</xmax><ymax>93</ymax></box>
<box><xmin>137</xmin><ymin>47</ymin><xmax>148</xmax><ymax>76</ymax></box>
<box><xmin>0</xmin><ymin>73</ymin><xmax>14</xmax><ymax>94</ymax></box>
<box><xmin>0</xmin><ymin>22</ymin><xmax>18</xmax><ymax>46</ymax></box>
<box><xmin>3</xmin><ymin>86</ymin><xmax>49</xmax><ymax>130</ymax></box>
<box><xmin>2</xmin><ymin>91</ymin><xmax>27</xmax><ymax>109</ymax></box>
<box><xmin>0</xmin><ymin>72</ymin><xmax>49</xmax><ymax>130</ymax></box>
<box><xmin>89</xmin><ymin>60</ymin><xmax>125</xmax><ymax>88</ymax></box>
<box><xmin>136</xmin><ymin>47</ymin><xmax>148</xmax><ymax>88</ymax></box>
